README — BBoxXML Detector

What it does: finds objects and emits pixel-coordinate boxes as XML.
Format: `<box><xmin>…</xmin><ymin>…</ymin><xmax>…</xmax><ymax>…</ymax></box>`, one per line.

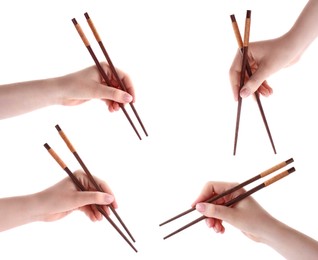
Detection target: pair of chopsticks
<box><xmin>72</xmin><ymin>12</ymin><xmax>147</xmax><ymax>140</ymax></box>
<box><xmin>44</xmin><ymin>124</ymin><xmax>137</xmax><ymax>253</ymax></box>
<box><xmin>159</xmin><ymin>158</ymin><xmax>295</xmax><ymax>239</ymax></box>
<box><xmin>232</xmin><ymin>10</ymin><xmax>276</xmax><ymax>155</ymax></box>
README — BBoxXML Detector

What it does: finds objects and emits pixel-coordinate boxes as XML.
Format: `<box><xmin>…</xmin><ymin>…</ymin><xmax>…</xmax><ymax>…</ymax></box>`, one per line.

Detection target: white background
<box><xmin>0</xmin><ymin>0</ymin><xmax>317</xmax><ymax>259</ymax></box>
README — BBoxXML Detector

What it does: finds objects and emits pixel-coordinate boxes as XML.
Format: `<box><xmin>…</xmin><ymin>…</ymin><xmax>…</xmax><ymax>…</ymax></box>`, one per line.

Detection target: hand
<box><xmin>193</xmin><ymin>181</ymin><xmax>275</xmax><ymax>242</ymax></box>
<box><xmin>229</xmin><ymin>37</ymin><xmax>302</xmax><ymax>101</ymax></box>
<box><xmin>35</xmin><ymin>170</ymin><xmax>117</xmax><ymax>222</ymax></box>
<box><xmin>57</xmin><ymin>63</ymin><xmax>135</xmax><ymax>112</ymax></box>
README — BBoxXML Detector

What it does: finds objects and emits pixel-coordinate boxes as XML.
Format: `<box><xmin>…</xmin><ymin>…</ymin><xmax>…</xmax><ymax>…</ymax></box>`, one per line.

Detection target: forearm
<box><xmin>0</xmin><ymin>77</ymin><xmax>61</xmax><ymax>119</ymax></box>
<box><xmin>261</xmin><ymin>218</ymin><xmax>318</xmax><ymax>260</ymax></box>
<box><xmin>285</xmin><ymin>0</ymin><xmax>318</xmax><ymax>55</ymax></box>
<box><xmin>0</xmin><ymin>194</ymin><xmax>41</xmax><ymax>231</ymax></box>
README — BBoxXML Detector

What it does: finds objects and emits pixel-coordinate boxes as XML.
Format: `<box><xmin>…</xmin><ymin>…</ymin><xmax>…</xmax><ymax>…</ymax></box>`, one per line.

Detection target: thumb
<box><xmin>196</xmin><ymin>203</ymin><xmax>234</xmax><ymax>223</ymax></box>
<box><xmin>240</xmin><ymin>68</ymin><xmax>268</xmax><ymax>99</ymax></box>
<box><xmin>98</xmin><ymin>84</ymin><xmax>133</xmax><ymax>103</ymax></box>
<box><xmin>75</xmin><ymin>191</ymin><xmax>114</xmax><ymax>207</ymax></box>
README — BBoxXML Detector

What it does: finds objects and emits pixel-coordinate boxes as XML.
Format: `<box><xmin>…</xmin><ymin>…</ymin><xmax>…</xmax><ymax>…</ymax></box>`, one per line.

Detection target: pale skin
<box><xmin>230</xmin><ymin>0</ymin><xmax>318</xmax><ymax>101</ymax></box>
<box><xmin>0</xmin><ymin>63</ymin><xmax>133</xmax><ymax>231</ymax></box>
<box><xmin>0</xmin><ymin>62</ymin><xmax>135</xmax><ymax>118</ymax></box>
<box><xmin>194</xmin><ymin>181</ymin><xmax>318</xmax><ymax>260</ymax></box>
<box><xmin>0</xmin><ymin>170</ymin><xmax>117</xmax><ymax>232</ymax></box>
<box><xmin>213</xmin><ymin>0</ymin><xmax>318</xmax><ymax>258</ymax></box>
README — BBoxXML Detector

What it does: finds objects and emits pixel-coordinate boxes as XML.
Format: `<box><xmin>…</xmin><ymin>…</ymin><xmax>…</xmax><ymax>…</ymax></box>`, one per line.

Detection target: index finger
<box><xmin>192</xmin><ymin>181</ymin><xmax>241</xmax><ymax>207</ymax></box>
<box><xmin>116</xmin><ymin>68</ymin><xmax>136</xmax><ymax>102</ymax></box>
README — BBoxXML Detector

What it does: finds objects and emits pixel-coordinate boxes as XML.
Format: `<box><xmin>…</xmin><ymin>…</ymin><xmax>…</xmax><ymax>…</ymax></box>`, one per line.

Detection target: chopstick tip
<box><xmin>43</xmin><ymin>143</ymin><xmax>50</xmax><ymax>150</ymax></box>
<box><xmin>84</xmin><ymin>12</ymin><xmax>89</xmax><ymax>19</ymax></box>
<box><xmin>71</xmin><ymin>18</ymin><xmax>77</xmax><ymax>25</ymax></box>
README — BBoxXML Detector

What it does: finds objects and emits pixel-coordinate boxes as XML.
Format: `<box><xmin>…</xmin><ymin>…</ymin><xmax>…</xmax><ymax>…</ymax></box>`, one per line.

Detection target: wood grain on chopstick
<box><xmin>84</xmin><ymin>12</ymin><xmax>148</xmax><ymax>137</ymax></box>
<box><xmin>160</xmin><ymin>158</ymin><xmax>295</xmax><ymax>240</ymax></box>
<box><xmin>54</xmin><ymin>124</ymin><xmax>135</xmax><ymax>243</ymax></box>
<box><xmin>72</xmin><ymin>18</ymin><xmax>142</xmax><ymax>140</ymax></box>
<box><xmin>43</xmin><ymin>143</ymin><xmax>138</xmax><ymax>253</ymax></box>
<box><xmin>159</xmin><ymin>158</ymin><xmax>293</xmax><ymax>227</ymax></box>
<box><xmin>233</xmin><ymin>10</ymin><xmax>251</xmax><ymax>156</ymax></box>
<box><xmin>230</xmin><ymin>14</ymin><xmax>276</xmax><ymax>154</ymax></box>
<box><xmin>163</xmin><ymin>166</ymin><xmax>295</xmax><ymax>239</ymax></box>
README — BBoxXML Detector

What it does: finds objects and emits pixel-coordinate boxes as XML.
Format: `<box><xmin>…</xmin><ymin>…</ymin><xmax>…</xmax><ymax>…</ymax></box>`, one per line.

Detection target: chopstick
<box><xmin>84</xmin><ymin>12</ymin><xmax>148</xmax><ymax>138</ymax></box>
<box><xmin>160</xmin><ymin>158</ymin><xmax>295</xmax><ymax>240</ymax></box>
<box><xmin>233</xmin><ymin>10</ymin><xmax>251</xmax><ymax>156</ymax></box>
<box><xmin>160</xmin><ymin>158</ymin><xmax>293</xmax><ymax>226</ymax></box>
<box><xmin>71</xmin><ymin>18</ymin><xmax>144</xmax><ymax>140</ymax></box>
<box><xmin>231</xmin><ymin>12</ymin><xmax>276</xmax><ymax>155</ymax></box>
<box><xmin>54</xmin><ymin>124</ymin><xmax>135</xmax><ymax>243</ymax></box>
<box><xmin>43</xmin><ymin>142</ymin><xmax>137</xmax><ymax>253</ymax></box>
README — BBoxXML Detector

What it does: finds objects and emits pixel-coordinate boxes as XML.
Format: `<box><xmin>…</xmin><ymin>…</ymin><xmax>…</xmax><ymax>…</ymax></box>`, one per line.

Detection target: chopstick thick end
<box><xmin>286</xmin><ymin>158</ymin><xmax>294</xmax><ymax>164</ymax></box>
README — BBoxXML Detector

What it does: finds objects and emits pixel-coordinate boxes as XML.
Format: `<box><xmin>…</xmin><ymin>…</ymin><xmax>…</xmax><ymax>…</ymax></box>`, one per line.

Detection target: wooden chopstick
<box><xmin>160</xmin><ymin>158</ymin><xmax>295</xmax><ymax>240</ymax></box>
<box><xmin>43</xmin><ymin>143</ymin><xmax>138</xmax><ymax>253</ymax></box>
<box><xmin>159</xmin><ymin>158</ymin><xmax>293</xmax><ymax>227</ymax></box>
<box><xmin>84</xmin><ymin>12</ymin><xmax>148</xmax><ymax>138</ymax></box>
<box><xmin>71</xmin><ymin>18</ymin><xmax>142</xmax><ymax>140</ymax></box>
<box><xmin>233</xmin><ymin>10</ymin><xmax>251</xmax><ymax>156</ymax></box>
<box><xmin>54</xmin><ymin>124</ymin><xmax>135</xmax><ymax>242</ymax></box>
<box><xmin>230</xmin><ymin>13</ymin><xmax>277</xmax><ymax>155</ymax></box>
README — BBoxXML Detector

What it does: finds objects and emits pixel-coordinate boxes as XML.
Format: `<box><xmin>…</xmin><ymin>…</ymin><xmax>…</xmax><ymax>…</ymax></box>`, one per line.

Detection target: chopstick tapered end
<box><xmin>71</xmin><ymin>18</ymin><xmax>77</xmax><ymax>25</ymax></box>
<box><xmin>230</xmin><ymin>14</ymin><xmax>236</xmax><ymax>22</ymax></box>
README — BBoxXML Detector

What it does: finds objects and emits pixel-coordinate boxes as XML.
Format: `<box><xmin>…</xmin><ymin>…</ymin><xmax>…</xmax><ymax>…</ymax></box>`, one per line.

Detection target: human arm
<box><xmin>0</xmin><ymin>170</ymin><xmax>117</xmax><ymax>231</ymax></box>
<box><xmin>193</xmin><ymin>181</ymin><xmax>318</xmax><ymax>260</ymax></box>
<box><xmin>230</xmin><ymin>0</ymin><xmax>318</xmax><ymax>100</ymax></box>
<box><xmin>0</xmin><ymin>63</ymin><xmax>134</xmax><ymax>119</ymax></box>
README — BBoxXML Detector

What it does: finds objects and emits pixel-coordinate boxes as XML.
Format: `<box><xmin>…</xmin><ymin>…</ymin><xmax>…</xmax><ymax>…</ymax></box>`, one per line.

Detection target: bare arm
<box><xmin>0</xmin><ymin>170</ymin><xmax>115</xmax><ymax>231</ymax></box>
<box><xmin>194</xmin><ymin>181</ymin><xmax>318</xmax><ymax>260</ymax></box>
<box><xmin>0</xmin><ymin>63</ymin><xmax>134</xmax><ymax>119</ymax></box>
<box><xmin>230</xmin><ymin>0</ymin><xmax>318</xmax><ymax>99</ymax></box>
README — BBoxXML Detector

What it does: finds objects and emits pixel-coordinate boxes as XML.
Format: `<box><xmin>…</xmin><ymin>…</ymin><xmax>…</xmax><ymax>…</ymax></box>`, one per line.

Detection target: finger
<box><xmin>192</xmin><ymin>182</ymin><xmax>238</xmax><ymax>207</ymax></box>
<box><xmin>75</xmin><ymin>191</ymin><xmax>114</xmax><ymax>208</ymax></box>
<box><xmin>105</xmin><ymin>100</ymin><xmax>120</xmax><ymax>112</ymax></box>
<box><xmin>196</xmin><ymin>202</ymin><xmax>236</xmax><ymax>225</ymax></box>
<box><xmin>258</xmin><ymin>80</ymin><xmax>273</xmax><ymax>97</ymax></box>
<box><xmin>96</xmin><ymin>84</ymin><xmax>132</xmax><ymax>104</ymax></box>
<box><xmin>115</xmin><ymin>68</ymin><xmax>136</xmax><ymax>101</ymax></box>
<box><xmin>240</xmin><ymin>66</ymin><xmax>270</xmax><ymax>98</ymax></box>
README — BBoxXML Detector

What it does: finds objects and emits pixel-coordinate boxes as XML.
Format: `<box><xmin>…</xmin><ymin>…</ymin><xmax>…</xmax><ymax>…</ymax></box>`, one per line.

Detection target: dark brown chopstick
<box><xmin>159</xmin><ymin>158</ymin><xmax>293</xmax><ymax>227</ymax></box>
<box><xmin>230</xmin><ymin>13</ymin><xmax>277</xmax><ymax>155</ymax></box>
<box><xmin>71</xmin><ymin>18</ymin><xmax>143</xmax><ymax>140</ymax></box>
<box><xmin>160</xmin><ymin>158</ymin><xmax>295</xmax><ymax>240</ymax></box>
<box><xmin>43</xmin><ymin>142</ymin><xmax>137</xmax><ymax>253</ymax></box>
<box><xmin>84</xmin><ymin>12</ymin><xmax>148</xmax><ymax>138</ymax></box>
<box><xmin>233</xmin><ymin>10</ymin><xmax>251</xmax><ymax>156</ymax></box>
<box><xmin>54</xmin><ymin>124</ymin><xmax>135</xmax><ymax>242</ymax></box>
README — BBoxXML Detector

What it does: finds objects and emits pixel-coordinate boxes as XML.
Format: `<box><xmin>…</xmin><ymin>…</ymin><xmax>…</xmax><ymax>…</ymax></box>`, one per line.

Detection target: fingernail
<box><xmin>104</xmin><ymin>194</ymin><xmax>114</xmax><ymax>204</ymax></box>
<box><xmin>123</xmin><ymin>93</ymin><xmax>132</xmax><ymax>103</ymax></box>
<box><xmin>240</xmin><ymin>88</ymin><xmax>251</xmax><ymax>98</ymax></box>
<box><xmin>196</xmin><ymin>203</ymin><xmax>206</xmax><ymax>213</ymax></box>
